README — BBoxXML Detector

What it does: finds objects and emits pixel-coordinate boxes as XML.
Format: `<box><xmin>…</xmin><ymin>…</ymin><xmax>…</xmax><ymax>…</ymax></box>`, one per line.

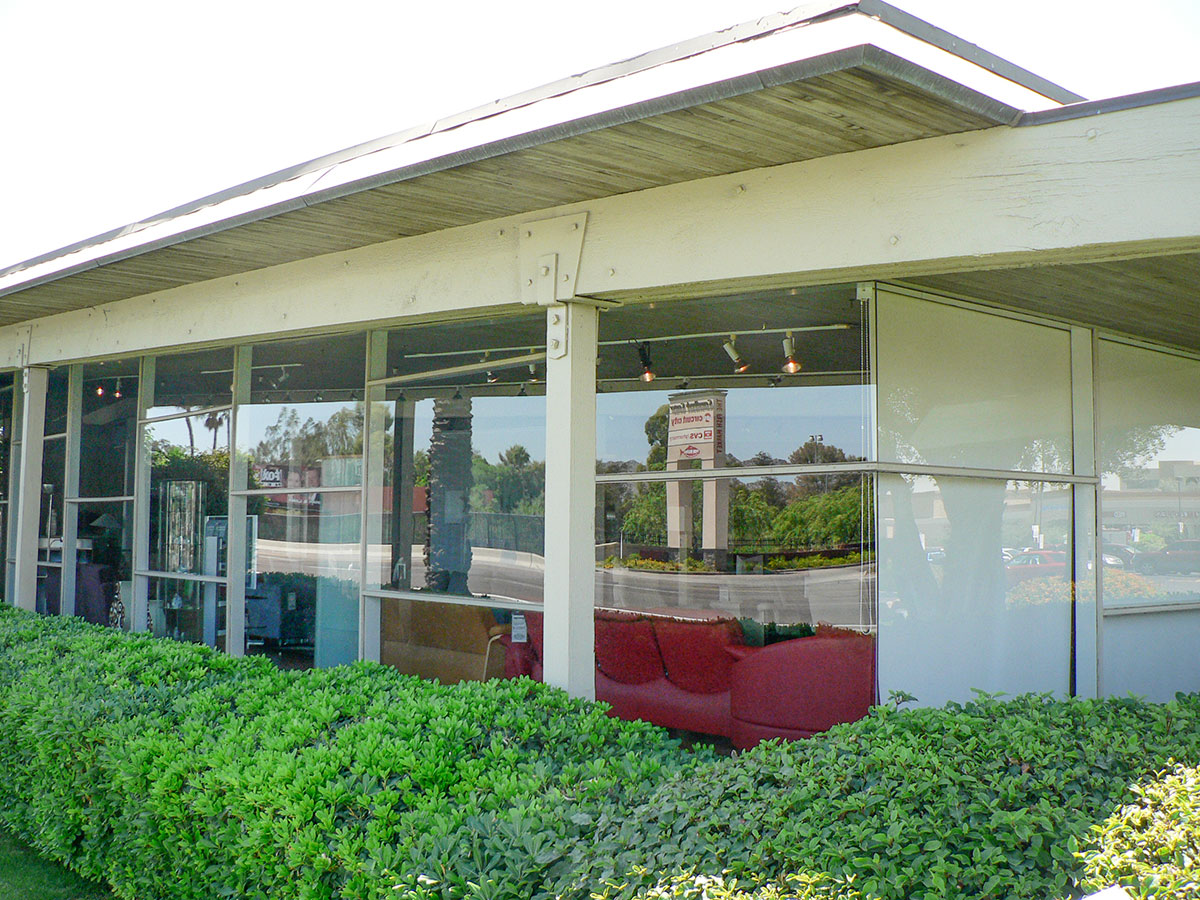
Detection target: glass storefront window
<box><xmin>71</xmin><ymin>499</ymin><xmax>133</xmax><ymax>628</ymax></box>
<box><xmin>148</xmin><ymin>576</ymin><xmax>226</xmax><ymax>649</ymax></box>
<box><xmin>245</xmin><ymin>490</ymin><xmax>361</xmax><ymax>669</ymax></box>
<box><xmin>146</xmin><ymin>347</ymin><xmax>234</xmax><ymax>419</ymax></box>
<box><xmin>1096</xmin><ymin>339</ymin><xmax>1200</xmax><ymax>699</ymax></box>
<box><xmin>597</xmin><ymin>474</ymin><xmax>874</xmax><ymax>628</ymax></box>
<box><xmin>878</xmin><ymin>475</ymin><xmax>1077</xmax><ymax>706</ymax></box>
<box><xmin>876</xmin><ymin>289</ymin><xmax>1073</xmax><ymax>473</ymax></box>
<box><xmin>44</xmin><ymin>369</ymin><xmax>69</xmax><ymax>436</ymax></box>
<box><xmin>80</xmin><ymin>359</ymin><xmax>138</xmax><ymax>499</ymax></box>
<box><xmin>366</xmin><ymin>316</ymin><xmax>547</xmax><ymax>609</ymax></box>
<box><xmin>236</xmin><ymin>333</ymin><xmax>366</xmax><ymax>489</ymax></box>
<box><xmin>596</xmin><ymin>288</ymin><xmax>871</xmax><ymax>470</ymax></box>
<box><xmin>380</xmin><ymin>596</ymin><xmax>513</xmax><ymax>684</ymax></box>
<box><xmin>145</xmin><ymin>415</ymin><xmax>230</xmax><ymax>576</ymax></box>
<box><xmin>38</xmin><ymin>436</ymin><xmax>65</xmax><ymax>561</ymax></box>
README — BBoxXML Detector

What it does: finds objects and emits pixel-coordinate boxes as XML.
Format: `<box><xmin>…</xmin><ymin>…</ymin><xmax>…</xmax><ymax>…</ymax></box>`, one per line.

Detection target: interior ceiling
<box><xmin>904</xmin><ymin>252</ymin><xmax>1200</xmax><ymax>351</ymax></box>
<box><xmin>0</xmin><ymin>65</ymin><xmax>999</xmax><ymax>326</ymax></box>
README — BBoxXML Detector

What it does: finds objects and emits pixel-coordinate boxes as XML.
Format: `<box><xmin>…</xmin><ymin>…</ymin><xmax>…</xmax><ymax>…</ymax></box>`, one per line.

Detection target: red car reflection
<box><xmin>1005</xmin><ymin>550</ymin><xmax>1067</xmax><ymax>587</ymax></box>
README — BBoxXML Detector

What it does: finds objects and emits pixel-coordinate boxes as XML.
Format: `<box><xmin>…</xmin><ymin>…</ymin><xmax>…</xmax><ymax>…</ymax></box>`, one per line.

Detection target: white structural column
<box><xmin>542</xmin><ymin>301</ymin><xmax>598</xmax><ymax>698</ymax></box>
<box><xmin>12</xmin><ymin>366</ymin><xmax>48</xmax><ymax>611</ymax></box>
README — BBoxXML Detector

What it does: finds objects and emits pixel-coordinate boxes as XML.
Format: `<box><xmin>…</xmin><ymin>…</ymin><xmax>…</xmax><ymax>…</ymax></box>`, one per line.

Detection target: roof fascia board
<box><xmin>0</xmin><ymin>44</ymin><xmax>1024</xmax><ymax>304</ymax></box>
<box><xmin>857</xmin><ymin>0</ymin><xmax>1083</xmax><ymax>103</ymax></box>
<box><xmin>1016</xmin><ymin>80</ymin><xmax>1200</xmax><ymax>126</ymax></box>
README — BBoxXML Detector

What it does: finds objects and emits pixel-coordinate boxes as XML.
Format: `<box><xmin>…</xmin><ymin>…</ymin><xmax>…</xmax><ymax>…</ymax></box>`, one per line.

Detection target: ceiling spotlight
<box><xmin>453</xmin><ymin>387</ymin><xmax>463</xmax><ymax>400</ymax></box>
<box><xmin>637</xmin><ymin>343</ymin><xmax>656</xmax><ymax>383</ymax></box>
<box><xmin>113</xmin><ymin>379</ymin><xmax>123</xmax><ymax>399</ymax></box>
<box><xmin>781</xmin><ymin>332</ymin><xmax>801</xmax><ymax>374</ymax></box>
<box><xmin>485</xmin><ymin>371</ymin><xmax>498</xmax><ymax>384</ymax></box>
<box><xmin>95</xmin><ymin>384</ymin><xmax>105</xmax><ymax>397</ymax></box>
<box><xmin>722</xmin><ymin>335</ymin><xmax>750</xmax><ymax>373</ymax></box>
<box><xmin>314</xmin><ymin>391</ymin><xmax>324</xmax><ymax>402</ymax></box>
<box><xmin>517</xmin><ymin>384</ymin><xmax>528</xmax><ymax>397</ymax></box>
<box><xmin>277</xmin><ymin>365</ymin><xmax>289</xmax><ymax>384</ymax></box>
<box><xmin>528</xmin><ymin>363</ymin><xmax>540</xmax><ymax>384</ymax></box>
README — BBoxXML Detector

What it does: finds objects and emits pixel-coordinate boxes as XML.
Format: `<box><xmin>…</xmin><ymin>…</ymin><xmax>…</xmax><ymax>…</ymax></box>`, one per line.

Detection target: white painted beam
<box><xmin>541</xmin><ymin>302</ymin><xmax>597</xmax><ymax>698</ymax></box>
<box><xmin>0</xmin><ymin>95</ymin><xmax>1197</xmax><ymax>368</ymax></box>
<box><xmin>13</xmin><ymin>367</ymin><xmax>47</xmax><ymax>611</ymax></box>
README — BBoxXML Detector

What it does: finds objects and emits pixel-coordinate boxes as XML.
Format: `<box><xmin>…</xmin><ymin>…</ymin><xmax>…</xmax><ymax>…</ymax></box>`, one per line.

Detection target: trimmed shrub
<box><xmin>0</xmin><ymin>608</ymin><xmax>701</xmax><ymax>899</ymax></box>
<box><xmin>1080</xmin><ymin>762</ymin><xmax>1200</xmax><ymax>898</ymax></box>
<box><xmin>560</xmin><ymin>693</ymin><xmax>1200</xmax><ymax>900</ymax></box>
<box><xmin>2</xmin><ymin>607</ymin><xmax>1200</xmax><ymax>900</ymax></box>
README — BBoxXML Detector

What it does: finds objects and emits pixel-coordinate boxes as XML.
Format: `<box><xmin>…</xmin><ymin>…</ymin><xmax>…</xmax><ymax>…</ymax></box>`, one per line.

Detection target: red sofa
<box><xmin>502</xmin><ymin>609</ymin><xmax>875</xmax><ymax>749</ymax></box>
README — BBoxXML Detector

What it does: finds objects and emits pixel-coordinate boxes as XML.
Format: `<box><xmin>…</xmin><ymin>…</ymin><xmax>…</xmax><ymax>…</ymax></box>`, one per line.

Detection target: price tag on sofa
<box><xmin>512</xmin><ymin>613</ymin><xmax>528</xmax><ymax>643</ymax></box>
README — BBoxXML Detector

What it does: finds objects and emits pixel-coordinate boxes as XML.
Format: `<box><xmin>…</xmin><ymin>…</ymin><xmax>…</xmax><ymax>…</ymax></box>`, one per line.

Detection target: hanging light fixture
<box><xmin>485</xmin><ymin>371</ymin><xmax>498</xmax><ymax>384</ymax></box>
<box><xmin>722</xmin><ymin>335</ymin><xmax>750</xmax><ymax>373</ymax></box>
<box><xmin>637</xmin><ymin>343</ymin><xmax>656</xmax><ymax>383</ymax></box>
<box><xmin>95</xmin><ymin>384</ymin><xmax>105</xmax><ymax>397</ymax></box>
<box><xmin>781</xmin><ymin>331</ymin><xmax>801</xmax><ymax>374</ymax></box>
<box><xmin>527</xmin><ymin>362</ymin><xmax>540</xmax><ymax>384</ymax></box>
<box><xmin>113</xmin><ymin>378</ymin><xmax>123</xmax><ymax>399</ymax></box>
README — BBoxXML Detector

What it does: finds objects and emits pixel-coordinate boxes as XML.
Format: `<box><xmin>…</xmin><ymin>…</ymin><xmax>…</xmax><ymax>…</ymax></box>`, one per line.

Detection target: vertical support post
<box><xmin>60</xmin><ymin>365</ymin><xmax>83</xmax><ymax>618</ymax></box>
<box><xmin>542</xmin><ymin>302</ymin><xmax>597</xmax><ymax>698</ymax></box>
<box><xmin>359</xmin><ymin>331</ymin><xmax>387</xmax><ymax>663</ymax></box>
<box><xmin>1071</xmin><ymin>326</ymin><xmax>1099</xmax><ymax>698</ymax></box>
<box><xmin>131</xmin><ymin>357</ymin><xmax>154</xmax><ymax>632</ymax></box>
<box><xmin>5</xmin><ymin>375</ymin><xmax>23</xmax><ymax>601</ymax></box>
<box><xmin>225</xmin><ymin>346</ymin><xmax>251</xmax><ymax>657</ymax></box>
<box><xmin>665</xmin><ymin>462</ymin><xmax>693</xmax><ymax>556</ymax></box>
<box><xmin>13</xmin><ymin>366</ymin><xmax>48</xmax><ymax>611</ymax></box>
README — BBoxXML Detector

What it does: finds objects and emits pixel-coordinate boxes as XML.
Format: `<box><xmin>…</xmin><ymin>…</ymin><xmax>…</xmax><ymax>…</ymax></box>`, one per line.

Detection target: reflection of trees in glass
<box><xmin>772</xmin><ymin>481</ymin><xmax>873</xmax><ymax>549</ymax></box>
<box><xmin>471</xmin><ymin>445</ymin><xmax>545</xmax><ymax>515</ymax></box>
<box><xmin>606</xmin><ymin>406</ymin><xmax>870</xmax><ymax>552</ymax></box>
<box><xmin>254</xmin><ymin>405</ymin><xmax>366</xmax><ymax>469</ymax></box>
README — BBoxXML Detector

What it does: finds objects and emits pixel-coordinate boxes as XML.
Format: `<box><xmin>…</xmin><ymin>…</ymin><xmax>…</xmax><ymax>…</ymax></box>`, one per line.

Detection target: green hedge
<box><xmin>1</xmin><ymin>606</ymin><xmax>1199</xmax><ymax>900</ymax></box>
<box><xmin>0</xmin><ymin>608</ymin><xmax>699</xmax><ymax>899</ymax></box>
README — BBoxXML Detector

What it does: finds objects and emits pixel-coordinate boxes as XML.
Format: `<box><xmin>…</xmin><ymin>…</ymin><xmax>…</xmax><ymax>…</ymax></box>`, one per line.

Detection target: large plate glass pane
<box><xmin>80</xmin><ymin>359</ymin><xmax>139</xmax><ymax>498</ymax></box>
<box><xmin>597</xmin><ymin>287</ymin><xmax>871</xmax><ymax>469</ymax></box>
<box><xmin>876</xmin><ymin>290</ymin><xmax>1073</xmax><ymax>472</ymax></box>
<box><xmin>878</xmin><ymin>475</ymin><xmax>1074</xmax><ymax>706</ymax></box>
<box><xmin>380</xmin><ymin>597</ymin><xmax>515</xmax><ymax>683</ymax></box>
<box><xmin>597</xmin><ymin>473</ymin><xmax>874</xmax><ymax>628</ymax></box>
<box><xmin>72</xmin><ymin>499</ymin><xmax>134</xmax><ymax>628</ymax></box>
<box><xmin>236</xmin><ymin>333</ymin><xmax>366</xmax><ymax>489</ymax></box>
<box><xmin>148</xmin><ymin>576</ymin><xmax>226</xmax><ymax>649</ymax></box>
<box><xmin>37</xmin><ymin>436</ymin><xmax>65</xmax><ymax>561</ymax></box>
<box><xmin>145</xmin><ymin>416</ymin><xmax>229</xmax><ymax>576</ymax></box>
<box><xmin>146</xmin><ymin>347</ymin><xmax>233</xmax><ymax>419</ymax></box>
<box><xmin>246</xmin><ymin>489</ymin><xmax>361</xmax><ymax>670</ymax></box>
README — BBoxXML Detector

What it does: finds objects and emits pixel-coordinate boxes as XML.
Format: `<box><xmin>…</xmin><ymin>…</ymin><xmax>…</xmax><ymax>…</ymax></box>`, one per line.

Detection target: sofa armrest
<box><xmin>723</xmin><ymin>644</ymin><xmax>761</xmax><ymax>662</ymax></box>
<box><xmin>730</xmin><ymin>635</ymin><xmax>875</xmax><ymax>735</ymax></box>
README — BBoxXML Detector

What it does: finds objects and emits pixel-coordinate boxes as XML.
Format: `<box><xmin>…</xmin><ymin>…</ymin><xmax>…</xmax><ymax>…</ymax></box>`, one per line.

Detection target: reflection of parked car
<box><xmin>1132</xmin><ymin>540</ymin><xmax>1200</xmax><ymax>574</ymax></box>
<box><xmin>1103</xmin><ymin>543</ymin><xmax>1139</xmax><ymax>566</ymax></box>
<box><xmin>1006</xmin><ymin>550</ymin><xmax>1067</xmax><ymax>586</ymax></box>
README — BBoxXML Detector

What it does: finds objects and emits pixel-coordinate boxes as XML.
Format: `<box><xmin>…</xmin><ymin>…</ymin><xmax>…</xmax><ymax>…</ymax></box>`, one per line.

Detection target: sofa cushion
<box><xmin>652</xmin><ymin>617</ymin><xmax>742</xmax><ymax>694</ymax></box>
<box><xmin>595</xmin><ymin>616</ymin><xmax>664</xmax><ymax>684</ymax></box>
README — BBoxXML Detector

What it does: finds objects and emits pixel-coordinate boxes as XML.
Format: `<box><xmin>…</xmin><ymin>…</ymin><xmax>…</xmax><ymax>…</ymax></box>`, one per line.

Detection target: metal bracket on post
<box><xmin>519</xmin><ymin>213</ymin><xmax>620</xmax><ymax>309</ymax></box>
<box><xmin>519</xmin><ymin>214</ymin><xmax>587</xmax><ymax>306</ymax></box>
<box><xmin>546</xmin><ymin>306</ymin><xmax>568</xmax><ymax>360</ymax></box>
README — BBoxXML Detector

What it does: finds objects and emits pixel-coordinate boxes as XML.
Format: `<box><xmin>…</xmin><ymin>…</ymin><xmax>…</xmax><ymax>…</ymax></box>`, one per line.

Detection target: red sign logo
<box><xmin>680</xmin><ymin>445</ymin><xmax>701</xmax><ymax>458</ymax></box>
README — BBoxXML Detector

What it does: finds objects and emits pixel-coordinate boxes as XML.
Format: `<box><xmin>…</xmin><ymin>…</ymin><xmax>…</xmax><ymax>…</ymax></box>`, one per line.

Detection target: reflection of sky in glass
<box><xmin>144</xmin><ymin>415</ymin><xmax>230</xmax><ymax>452</ymax></box>
<box><xmin>413</xmin><ymin>397</ymin><xmax>547</xmax><ymax>464</ymax></box>
<box><xmin>598</xmin><ymin>385</ymin><xmax>872</xmax><ymax>465</ymax></box>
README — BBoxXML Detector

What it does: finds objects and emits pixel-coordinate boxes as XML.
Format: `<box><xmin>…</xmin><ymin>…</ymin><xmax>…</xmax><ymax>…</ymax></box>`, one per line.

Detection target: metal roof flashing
<box><xmin>0</xmin><ymin>2</ymin><xmax>1082</xmax><ymax>304</ymax></box>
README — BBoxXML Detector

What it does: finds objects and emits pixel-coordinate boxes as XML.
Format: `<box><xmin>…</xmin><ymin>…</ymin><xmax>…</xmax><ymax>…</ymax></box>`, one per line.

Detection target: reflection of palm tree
<box><xmin>204</xmin><ymin>410</ymin><xmax>229</xmax><ymax>451</ymax></box>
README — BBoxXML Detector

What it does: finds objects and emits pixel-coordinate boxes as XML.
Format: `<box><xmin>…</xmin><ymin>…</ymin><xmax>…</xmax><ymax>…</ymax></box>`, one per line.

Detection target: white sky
<box><xmin>1</xmin><ymin>0</ymin><xmax>1199</xmax><ymax>272</ymax></box>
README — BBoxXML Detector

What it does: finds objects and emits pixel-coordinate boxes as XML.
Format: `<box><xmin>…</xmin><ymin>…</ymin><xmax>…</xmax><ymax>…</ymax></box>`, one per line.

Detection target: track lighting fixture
<box><xmin>95</xmin><ymin>385</ymin><xmax>105</xmax><ymax>397</ymax></box>
<box><xmin>722</xmin><ymin>335</ymin><xmax>750</xmax><ymax>373</ymax></box>
<box><xmin>113</xmin><ymin>379</ymin><xmax>123</xmax><ymax>399</ymax></box>
<box><xmin>485</xmin><ymin>371</ymin><xmax>498</xmax><ymax>384</ymax></box>
<box><xmin>781</xmin><ymin>331</ymin><xmax>801</xmax><ymax>374</ymax></box>
<box><xmin>517</xmin><ymin>384</ymin><xmax>528</xmax><ymax>397</ymax></box>
<box><xmin>528</xmin><ymin>363</ymin><xmax>540</xmax><ymax>384</ymax></box>
<box><xmin>637</xmin><ymin>343</ymin><xmax>656</xmax><ymax>383</ymax></box>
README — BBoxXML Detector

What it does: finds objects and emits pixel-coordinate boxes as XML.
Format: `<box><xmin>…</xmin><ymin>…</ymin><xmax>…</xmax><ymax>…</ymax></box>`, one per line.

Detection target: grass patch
<box><xmin>0</xmin><ymin>828</ymin><xmax>111</xmax><ymax>899</ymax></box>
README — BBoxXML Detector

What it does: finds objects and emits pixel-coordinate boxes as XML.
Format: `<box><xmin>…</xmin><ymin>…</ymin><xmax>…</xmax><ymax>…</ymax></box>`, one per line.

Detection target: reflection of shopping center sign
<box><xmin>255</xmin><ymin>465</ymin><xmax>284</xmax><ymax>488</ymax></box>
<box><xmin>667</xmin><ymin>391</ymin><xmax>725</xmax><ymax>463</ymax></box>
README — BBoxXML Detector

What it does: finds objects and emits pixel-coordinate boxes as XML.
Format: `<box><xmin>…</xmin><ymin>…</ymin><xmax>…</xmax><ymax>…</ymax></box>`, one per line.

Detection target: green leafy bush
<box><xmin>1080</xmin><ymin>762</ymin><xmax>1200</xmax><ymax>898</ymax></box>
<box><xmin>2</xmin><ymin>607</ymin><xmax>1200</xmax><ymax>900</ymax></box>
<box><xmin>0</xmin><ymin>608</ymin><xmax>699</xmax><ymax>900</ymax></box>
<box><xmin>560</xmin><ymin>693</ymin><xmax>1200</xmax><ymax>900</ymax></box>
